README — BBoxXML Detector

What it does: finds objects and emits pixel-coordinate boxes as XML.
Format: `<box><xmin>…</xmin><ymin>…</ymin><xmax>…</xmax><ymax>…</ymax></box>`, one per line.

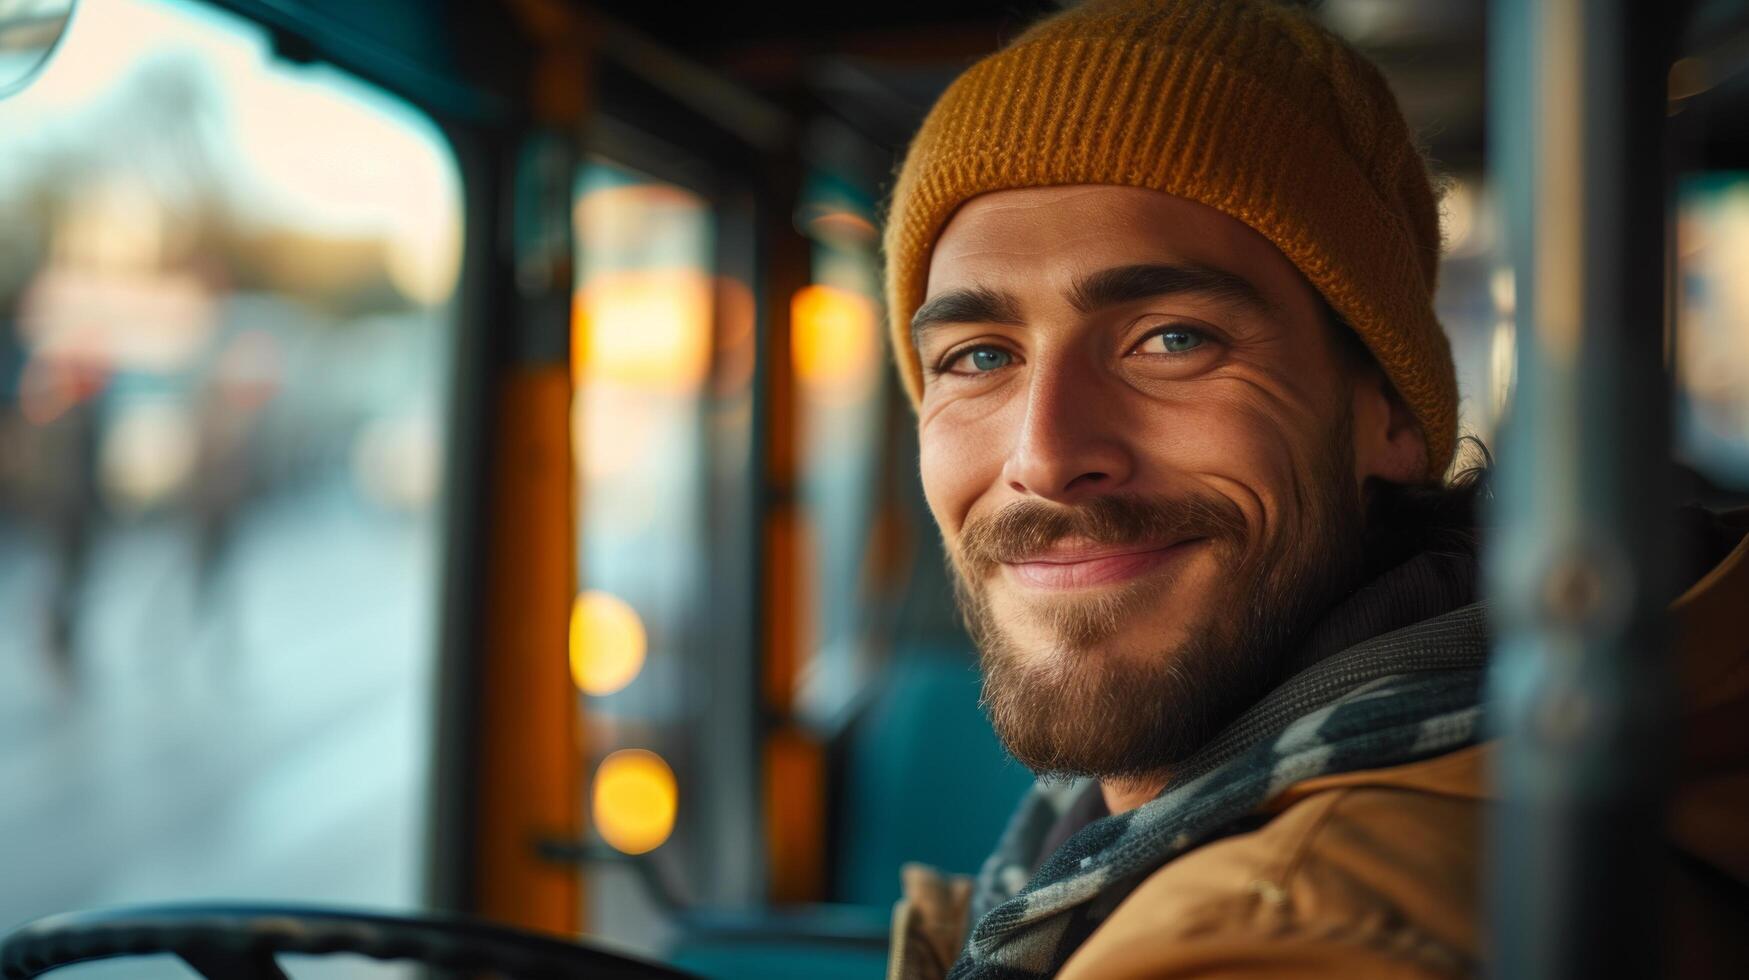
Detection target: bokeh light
<box><xmin>801</xmin><ymin>206</ymin><xmax>877</xmax><ymax>246</ymax></box>
<box><xmin>569</xmin><ymin>589</ymin><xmax>647</xmax><ymax>696</ymax></box>
<box><xmin>591</xmin><ymin>749</ymin><xmax>677</xmax><ymax>855</ymax></box>
<box><xmin>572</xmin><ymin>269</ymin><xmax>713</xmax><ymax>393</ymax></box>
<box><xmin>791</xmin><ymin>283</ymin><xmax>878</xmax><ymax>401</ymax></box>
<box><xmin>571</xmin><ymin>173</ymin><xmax>715</xmax><ymax>396</ymax></box>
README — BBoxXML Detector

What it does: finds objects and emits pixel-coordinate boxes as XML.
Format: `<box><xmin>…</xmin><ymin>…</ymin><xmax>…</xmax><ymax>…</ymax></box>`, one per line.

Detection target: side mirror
<box><xmin>0</xmin><ymin>0</ymin><xmax>75</xmax><ymax>100</ymax></box>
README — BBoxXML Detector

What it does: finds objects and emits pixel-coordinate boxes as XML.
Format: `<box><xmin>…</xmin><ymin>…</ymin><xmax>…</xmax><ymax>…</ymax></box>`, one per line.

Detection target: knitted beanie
<box><xmin>883</xmin><ymin>0</ymin><xmax>1458</xmax><ymax>480</ymax></box>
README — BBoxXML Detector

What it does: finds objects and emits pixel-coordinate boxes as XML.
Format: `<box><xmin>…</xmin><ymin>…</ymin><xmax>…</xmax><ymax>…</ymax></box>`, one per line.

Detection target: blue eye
<box><xmin>1142</xmin><ymin>328</ymin><xmax>1205</xmax><ymax>354</ymax></box>
<box><xmin>961</xmin><ymin>347</ymin><xmax>1012</xmax><ymax>372</ymax></box>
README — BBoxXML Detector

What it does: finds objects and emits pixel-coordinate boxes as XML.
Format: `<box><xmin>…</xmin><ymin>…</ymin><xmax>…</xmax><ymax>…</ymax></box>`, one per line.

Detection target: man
<box><xmin>880</xmin><ymin>1</ymin><xmax>1749</xmax><ymax>977</ymax></box>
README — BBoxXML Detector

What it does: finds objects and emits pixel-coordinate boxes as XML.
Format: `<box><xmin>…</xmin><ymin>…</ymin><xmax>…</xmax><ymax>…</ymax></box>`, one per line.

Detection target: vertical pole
<box><xmin>696</xmin><ymin>187</ymin><xmax>766</xmax><ymax>905</ymax></box>
<box><xmin>429</xmin><ymin>5</ymin><xmax>600</xmax><ymax>934</ymax></box>
<box><xmin>425</xmin><ymin>120</ymin><xmax>515</xmax><ymax>921</ymax></box>
<box><xmin>1485</xmin><ymin>1</ymin><xmax>1679</xmax><ymax>977</ymax></box>
<box><xmin>467</xmin><ymin>127</ymin><xmax>584</xmax><ymax>934</ymax></box>
<box><xmin>755</xmin><ymin>158</ymin><xmax>828</xmax><ymax>905</ymax></box>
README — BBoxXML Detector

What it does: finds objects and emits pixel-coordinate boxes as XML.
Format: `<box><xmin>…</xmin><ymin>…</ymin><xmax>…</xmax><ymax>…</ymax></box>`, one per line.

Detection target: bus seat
<box><xmin>663</xmin><ymin>646</ymin><xmax>1031</xmax><ymax>979</ymax></box>
<box><xmin>830</xmin><ymin>647</ymin><xmax>1033</xmax><ymax>907</ymax></box>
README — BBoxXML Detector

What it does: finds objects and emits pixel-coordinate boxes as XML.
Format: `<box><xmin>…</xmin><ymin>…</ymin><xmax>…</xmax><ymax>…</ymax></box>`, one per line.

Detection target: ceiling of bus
<box><xmin>205</xmin><ymin>0</ymin><xmax>1743</xmax><ymax>171</ymax></box>
<box><xmin>584</xmin><ymin>0</ymin><xmax>1489</xmax><ymax>168</ymax></box>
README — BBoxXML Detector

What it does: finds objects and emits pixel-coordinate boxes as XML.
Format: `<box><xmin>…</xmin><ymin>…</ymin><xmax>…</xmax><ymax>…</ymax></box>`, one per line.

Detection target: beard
<box><xmin>950</xmin><ymin>419</ymin><xmax>1368</xmax><ymax>782</ymax></box>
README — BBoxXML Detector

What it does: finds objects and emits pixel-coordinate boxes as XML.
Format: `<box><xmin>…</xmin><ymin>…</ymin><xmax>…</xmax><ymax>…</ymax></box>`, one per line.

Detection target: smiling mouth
<box><xmin>1004</xmin><ymin>539</ymin><xmax>1206</xmax><ymax>591</ymax></box>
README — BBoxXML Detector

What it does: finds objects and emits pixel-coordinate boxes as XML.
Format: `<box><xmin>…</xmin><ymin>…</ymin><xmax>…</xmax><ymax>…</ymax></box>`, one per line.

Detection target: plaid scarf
<box><xmin>951</xmin><ymin>601</ymin><xmax>1490</xmax><ymax>979</ymax></box>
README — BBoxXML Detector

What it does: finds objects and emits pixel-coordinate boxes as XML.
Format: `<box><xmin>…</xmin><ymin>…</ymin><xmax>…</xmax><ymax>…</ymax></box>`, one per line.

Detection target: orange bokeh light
<box><xmin>572</xmin><ymin>269</ymin><xmax>713</xmax><ymax>392</ymax></box>
<box><xmin>790</xmin><ymin>284</ymin><xmax>879</xmax><ymax>402</ymax></box>
<box><xmin>568</xmin><ymin>590</ymin><xmax>647</xmax><ymax>696</ymax></box>
<box><xmin>592</xmin><ymin>749</ymin><xmax>678</xmax><ymax>855</ymax></box>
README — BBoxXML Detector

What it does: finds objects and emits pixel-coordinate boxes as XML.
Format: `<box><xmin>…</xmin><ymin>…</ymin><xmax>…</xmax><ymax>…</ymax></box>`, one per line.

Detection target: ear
<box><xmin>1351</xmin><ymin>371</ymin><xmax>1428</xmax><ymax>488</ymax></box>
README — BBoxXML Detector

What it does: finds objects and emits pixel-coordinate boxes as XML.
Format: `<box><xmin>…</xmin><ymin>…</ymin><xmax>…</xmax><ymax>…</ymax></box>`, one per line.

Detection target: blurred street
<box><xmin>0</xmin><ymin>472</ymin><xmax>436</xmax><ymax>937</ymax></box>
<box><xmin>0</xmin><ymin>7</ymin><xmax>458</xmax><ymax>967</ymax></box>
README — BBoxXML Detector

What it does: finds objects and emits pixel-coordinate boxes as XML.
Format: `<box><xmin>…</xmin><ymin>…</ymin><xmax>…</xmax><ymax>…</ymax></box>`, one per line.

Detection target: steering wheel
<box><xmin>0</xmin><ymin>903</ymin><xmax>704</xmax><ymax>979</ymax></box>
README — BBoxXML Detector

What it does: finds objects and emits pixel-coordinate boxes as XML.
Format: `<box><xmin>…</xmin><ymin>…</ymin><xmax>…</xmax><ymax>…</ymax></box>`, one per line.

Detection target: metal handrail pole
<box><xmin>1484</xmin><ymin>0</ymin><xmax>1679</xmax><ymax>977</ymax></box>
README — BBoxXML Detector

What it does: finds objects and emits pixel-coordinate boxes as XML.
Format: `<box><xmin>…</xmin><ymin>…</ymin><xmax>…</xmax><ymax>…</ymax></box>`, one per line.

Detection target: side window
<box><xmin>792</xmin><ymin>171</ymin><xmax>887</xmax><ymax>719</ymax></box>
<box><xmin>569</xmin><ymin>157</ymin><xmax>724</xmax><ymax>940</ymax></box>
<box><xmin>1676</xmin><ymin>175</ymin><xmax>1749</xmax><ymax>485</ymax></box>
<box><xmin>1434</xmin><ymin>170</ymin><xmax>1749</xmax><ymax>486</ymax></box>
<box><xmin>1429</xmin><ymin>177</ymin><xmax>1512</xmax><ymax>448</ymax></box>
<box><xmin>0</xmin><ymin>0</ymin><xmax>460</xmax><ymax>937</ymax></box>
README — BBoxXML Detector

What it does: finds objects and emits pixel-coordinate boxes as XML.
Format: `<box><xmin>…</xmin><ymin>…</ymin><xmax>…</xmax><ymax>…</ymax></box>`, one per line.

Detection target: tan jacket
<box><xmin>895</xmin><ymin>531</ymin><xmax>1749</xmax><ymax>978</ymax></box>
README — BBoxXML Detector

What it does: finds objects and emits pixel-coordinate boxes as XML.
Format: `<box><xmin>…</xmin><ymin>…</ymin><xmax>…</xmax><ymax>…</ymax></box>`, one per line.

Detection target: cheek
<box><xmin>1135</xmin><ymin>388</ymin><xmax>1327</xmax><ymax>524</ymax></box>
<box><xmin>918</xmin><ymin>408</ymin><xmax>1001</xmax><ymax>539</ymax></box>
<box><xmin>916</xmin><ymin>420</ymin><xmax>986</xmax><ymax>539</ymax></box>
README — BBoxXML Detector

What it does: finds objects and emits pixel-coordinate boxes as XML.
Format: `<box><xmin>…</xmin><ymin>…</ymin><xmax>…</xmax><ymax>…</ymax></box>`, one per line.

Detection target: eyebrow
<box><xmin>910</xmin><ymin>262</ymin><xmax>1271</xmax><ymax>346</ymax></box>
<box><xmin>908</xmin><ymin>285</ymin><xmax>1024</xmax><ymax>341</ymax></box>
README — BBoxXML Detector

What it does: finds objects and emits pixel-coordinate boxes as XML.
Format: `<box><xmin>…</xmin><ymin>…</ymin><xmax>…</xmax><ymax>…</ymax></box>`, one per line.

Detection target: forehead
<box><xmin>925</xmin><ymin>185</ymin><xmax>1306</xmax><ymax>304</ymax></box>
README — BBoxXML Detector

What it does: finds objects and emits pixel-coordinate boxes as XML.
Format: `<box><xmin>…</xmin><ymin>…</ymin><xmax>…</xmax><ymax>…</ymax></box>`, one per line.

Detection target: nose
<box><xmin>999</xmin><ymin>353</ymin><xmax>1136</xmax><ymax>502</ymax></box>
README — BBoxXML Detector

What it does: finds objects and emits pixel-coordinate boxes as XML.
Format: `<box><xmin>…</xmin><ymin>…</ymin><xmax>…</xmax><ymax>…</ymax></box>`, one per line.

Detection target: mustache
<box><xmin>955</xmin><ymin>491</ymin><xmax>1247</xmax><ymax>574</ymax></box>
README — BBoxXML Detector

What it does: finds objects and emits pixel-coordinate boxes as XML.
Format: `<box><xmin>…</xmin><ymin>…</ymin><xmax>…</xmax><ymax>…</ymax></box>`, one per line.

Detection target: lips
<box><xmin>1005</xmin><ymin>538</ymin><xmax>1204</xmax><ymax>590</ymax></box>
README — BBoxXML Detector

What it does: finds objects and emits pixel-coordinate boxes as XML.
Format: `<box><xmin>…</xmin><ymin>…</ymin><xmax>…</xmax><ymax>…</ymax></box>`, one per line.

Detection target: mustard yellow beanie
<box><xmin>883</xmin><ymin>0</ymin><xmax>1458</xmax><ymax>480</ymax></box>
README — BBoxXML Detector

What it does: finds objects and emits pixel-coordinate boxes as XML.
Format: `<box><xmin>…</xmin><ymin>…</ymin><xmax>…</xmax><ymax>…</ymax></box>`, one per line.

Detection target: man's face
<box><xmin>915</xmin><ymin>185</ymin><xmax>1424</xmax><ymax>781</ymax></box>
